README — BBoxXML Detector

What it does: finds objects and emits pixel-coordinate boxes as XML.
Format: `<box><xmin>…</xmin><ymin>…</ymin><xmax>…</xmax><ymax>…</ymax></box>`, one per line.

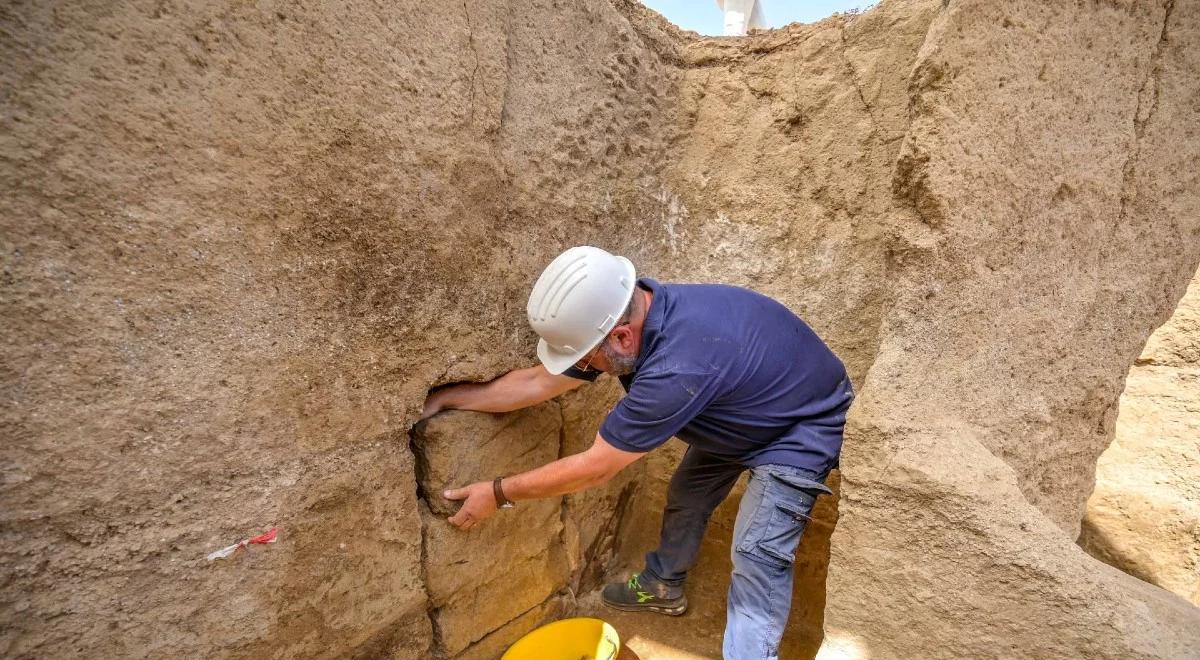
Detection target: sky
<box><xmin>639</xmin><ymin>0</ymin><xmax>873</xmax><ymax>35</ymax></box>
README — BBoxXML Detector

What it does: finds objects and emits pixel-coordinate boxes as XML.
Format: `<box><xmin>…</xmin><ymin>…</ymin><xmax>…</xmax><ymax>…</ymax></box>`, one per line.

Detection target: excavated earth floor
<box><xmin>575</xmin><ymin>465</ymin><xmax>839</xmax><ymax>659</ymax></box>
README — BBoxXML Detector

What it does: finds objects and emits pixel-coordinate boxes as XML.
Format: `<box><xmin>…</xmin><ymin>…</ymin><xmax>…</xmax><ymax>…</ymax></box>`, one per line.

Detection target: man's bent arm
<box><xmin>444</xmin><ymin>434</ymin><xmax>644</xmax><ymax>528</ymax></box>
<box><xmin>504</xmin><ymin>434</ymin><xmax>644</xmax><ymax>500</ymax></box>
<box><xmin>422</xmin><ymin>365</ymin><xmax>584</xmax><ymax>418</ymax></box>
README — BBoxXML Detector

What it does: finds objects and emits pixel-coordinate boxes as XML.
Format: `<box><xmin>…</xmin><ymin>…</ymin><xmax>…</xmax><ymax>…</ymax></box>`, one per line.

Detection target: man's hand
<box><xmin>441</xmin><ymin>434</ymin><xmax>642</xmax><ymax>531</ymax></box>
<box><xmin>444</xmin><ymin>481</ymin><xmax>497</xmax><ymax>531</ymax></box>
<box><xmin>419</xmin><ymin>389</ymin><xmax>448</xmax><ymax>421</ymax></box>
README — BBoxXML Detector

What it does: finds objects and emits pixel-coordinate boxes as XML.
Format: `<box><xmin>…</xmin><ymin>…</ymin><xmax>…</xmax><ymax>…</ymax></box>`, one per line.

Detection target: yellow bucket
<box><xmin>502</xmin><ymin>617</ymin><xmax>621</xmax><ymax>660</ymax></box>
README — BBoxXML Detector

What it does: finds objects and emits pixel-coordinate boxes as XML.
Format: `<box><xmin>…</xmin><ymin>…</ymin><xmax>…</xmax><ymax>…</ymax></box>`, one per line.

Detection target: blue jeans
<box><xmin>725</xmin><ymin>464</ymin><xmax>829</xmax><ymax>659</ymax></box>
<box><xmin>641</xmin><ymin>453</ymin><xmax>833</xmax><ymax>659</ymax></box>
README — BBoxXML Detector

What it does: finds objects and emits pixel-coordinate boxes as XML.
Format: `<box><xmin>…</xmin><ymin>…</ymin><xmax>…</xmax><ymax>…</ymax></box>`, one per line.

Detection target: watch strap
<box><xmin>493</xmin><ymin>477</ymin><xmax>514</xmax><ymax>509</ymax></box>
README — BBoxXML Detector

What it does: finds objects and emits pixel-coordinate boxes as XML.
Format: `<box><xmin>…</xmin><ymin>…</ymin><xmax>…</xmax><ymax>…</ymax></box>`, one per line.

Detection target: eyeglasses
<box><xmin>574</xmin><ymin>320</ymin><xmax>630</xmax><ymax>372</ymax></box>
<box><xmin>575</xmin><ymin>344</ymin><xmax>602</xmax><ymax>372</ymax></box>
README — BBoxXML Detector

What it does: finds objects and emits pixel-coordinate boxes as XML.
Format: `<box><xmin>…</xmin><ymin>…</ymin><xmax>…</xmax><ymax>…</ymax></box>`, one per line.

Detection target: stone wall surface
<box><xmin>1</xmin><ymin>0</ymin><xmax>680</xmax><ymax>657</ymax></box>
<box><xmin>412</xmin><ymin>406</ymin><xmax>568</xmax><ymax>656</ymax></box>
<box><xmin>557</xmin><ymin>379</ymin><xmax>639</xmax><ymax>594</ymax></box>
<box><xmin>824</xmin><ymin>0</ymin><xmax>1200</xmax><ymax>658</ymax></box>
<box><xmin>3</xmin><ymin>0</ymin><xmax>1200</xmax><ymax>658</ymax></box>
<box><xmin>1081</xmin><ymin>270</ymin><xmax>1200</xmax><ymax>605</ymax></box>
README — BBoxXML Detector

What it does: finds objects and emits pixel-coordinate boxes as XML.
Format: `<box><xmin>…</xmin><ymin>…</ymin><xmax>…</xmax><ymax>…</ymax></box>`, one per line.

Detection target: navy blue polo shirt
<box><xmin>568</xmin><ymin>278</ymin><xmax>852</xmax><ymax>472</ymax></box>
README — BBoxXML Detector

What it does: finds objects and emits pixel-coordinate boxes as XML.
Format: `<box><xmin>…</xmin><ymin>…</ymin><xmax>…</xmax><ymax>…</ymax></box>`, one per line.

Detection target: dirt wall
<box><xmin>824</xmin><ymin>0</ymin><xmax>1200</xmax><ymax>657</ymax></box>
<box><xmin>3</xmin><ymin>0</ymin><xmax>1200</xmax><ymax>658</ymax></box>
<box><xmin>1</xmin><ymin>1</ymin><xmax>681</xmax><ymax>656</ymax></box>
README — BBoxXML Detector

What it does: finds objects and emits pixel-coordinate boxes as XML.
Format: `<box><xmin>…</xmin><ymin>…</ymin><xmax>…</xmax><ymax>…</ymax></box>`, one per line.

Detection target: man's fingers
<box><xmin>444</xmin><ymin>483</ymin><xmax>485</xmax><ymax>531</ymax></box>
<box><xmin>447</xmin><ymin>509</ymin><xmax>474</xmax><ymax>530</ymax></box>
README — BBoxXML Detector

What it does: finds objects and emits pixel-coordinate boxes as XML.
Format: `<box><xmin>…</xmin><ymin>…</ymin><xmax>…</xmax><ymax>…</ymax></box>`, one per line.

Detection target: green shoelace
<box><xmin>628</xmin><ymin>574</ymin><xmax>654</xmax><ymax>603</ymax></box>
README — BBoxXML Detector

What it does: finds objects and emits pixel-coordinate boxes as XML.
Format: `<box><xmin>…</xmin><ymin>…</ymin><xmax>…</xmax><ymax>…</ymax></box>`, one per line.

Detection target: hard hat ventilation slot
<box><xmin>548</xmin><ymin>272</ymin><xmax>588</xmax><ymax>318</ymax></box>
<box><xmin>534</xmin><ymin>256</ymin><xmax>588</xmax><ymax>320</ymax></box>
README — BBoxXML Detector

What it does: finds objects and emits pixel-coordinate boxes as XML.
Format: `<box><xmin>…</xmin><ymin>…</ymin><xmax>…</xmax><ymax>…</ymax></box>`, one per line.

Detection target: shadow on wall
<box><xmin>1078</xmin><ymin>517</ymin><xmax>1164</xmax><ymax>587</ymax></box>
<box><xmin>1078</xmin><ymin>268</ymin><xmax>1200</xmax><ymax>606</ymax></box>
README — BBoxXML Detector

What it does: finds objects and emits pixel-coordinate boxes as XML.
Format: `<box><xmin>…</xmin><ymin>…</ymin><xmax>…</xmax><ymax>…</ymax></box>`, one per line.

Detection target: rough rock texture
<box><xmin>412</xmin><ymin>406</ymin><xmax>569</xmax><ymax>656</ymax></box>
<box><xmin>823</xmin><ymin>0</ymin><xmax>1200</xmax><ymax>658</ymax></box>
<box><xmin>1081</xmin><ymin>270</ymin><xmax>1200</xmax><ymax>605</ymax></box>
<box><xmin>409</xmin><ymin>394</ymin><xmax>634</xmax><ymax>656</ymax></box>
<box><xmin>4</xmin><ymin>0</ymin><xmax>1200</xmax><ymax>658</ymax></box>
<box><xmin>453</xmin><ymin>594</ymin><xmax>573</xmax><ymax>660</ymax></box>
<box><xmin>1</xmin><ymin>1</ymin><xmax>680</xmax><ymax>657</ymax></box>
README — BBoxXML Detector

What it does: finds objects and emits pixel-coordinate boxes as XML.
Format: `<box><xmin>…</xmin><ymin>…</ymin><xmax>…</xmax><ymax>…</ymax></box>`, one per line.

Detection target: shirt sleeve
<box><xmin>561</xmin><ymin>365</ymin><xmax>602</xmax><ymax>382</ymax></box>
<box><xmin>599</xmin><ymin>369</ymin><xmax>720</xmax><ymax>453</ymax></box>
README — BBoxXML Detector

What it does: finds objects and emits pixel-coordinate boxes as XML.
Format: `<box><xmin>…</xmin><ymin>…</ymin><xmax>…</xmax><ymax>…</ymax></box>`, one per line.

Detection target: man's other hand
<box><xmin>419</xmin><ymin>389</ymin><xmax>448</xmax><ymax>421</ymax></box>
<box><xmin>444</xmin><ymin>481</ymin><xmax>497</xmax><ymax>530</ymax></box>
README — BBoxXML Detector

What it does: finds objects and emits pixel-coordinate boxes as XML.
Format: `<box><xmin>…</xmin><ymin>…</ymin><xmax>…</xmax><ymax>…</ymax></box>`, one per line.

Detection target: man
<box><xmin>421</xmin><ymin>246</ymin><xmax>853</xmax><ymax>659</ymax></box>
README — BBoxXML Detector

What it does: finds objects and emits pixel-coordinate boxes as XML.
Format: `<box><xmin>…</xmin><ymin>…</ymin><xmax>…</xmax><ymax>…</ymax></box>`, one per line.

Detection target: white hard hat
<box><xmin>527</xmin><ymin>246</ymin><xmax>638</xmax><ymax>374</ymax></box>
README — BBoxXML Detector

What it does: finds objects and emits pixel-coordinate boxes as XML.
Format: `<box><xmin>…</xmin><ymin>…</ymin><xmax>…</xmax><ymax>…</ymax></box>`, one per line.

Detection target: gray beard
<box><xmin>601</xmin><ymin>341</ymin><xmax>638</xmax><ymax>376</ymax></box>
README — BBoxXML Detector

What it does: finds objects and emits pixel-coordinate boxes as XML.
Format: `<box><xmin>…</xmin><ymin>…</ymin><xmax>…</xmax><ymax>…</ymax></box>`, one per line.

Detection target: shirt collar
<box><xmin>634</xmin><ymin>277</ymin><xmax>664</xmax><ymax>372</ymax></box>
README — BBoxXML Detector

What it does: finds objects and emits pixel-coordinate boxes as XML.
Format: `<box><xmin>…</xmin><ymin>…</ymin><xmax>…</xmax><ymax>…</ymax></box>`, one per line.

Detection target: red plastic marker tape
<box><xmin>206</xmin><ymin>527</ymin><xmax>279</xmax><ymax>561</ymax></box>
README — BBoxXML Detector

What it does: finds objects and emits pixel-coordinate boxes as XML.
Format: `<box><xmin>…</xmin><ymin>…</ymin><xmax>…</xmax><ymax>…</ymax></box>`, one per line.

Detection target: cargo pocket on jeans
<box><xmin>749</xmin><ymin>496</ymin><xmax>814</xmax><ymax>569</ymax></box>
<box><xmin>735</xmin><ymin>469</ymin><xmax>827</xmax><ymax>570</ymax></box>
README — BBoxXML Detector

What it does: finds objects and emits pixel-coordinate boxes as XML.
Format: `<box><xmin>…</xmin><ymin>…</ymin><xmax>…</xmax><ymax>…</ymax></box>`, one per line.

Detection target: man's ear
<box><xmin>611</xmin><ymin>325</ymin><xmax>636</xmax><ymax>350</ymax></box>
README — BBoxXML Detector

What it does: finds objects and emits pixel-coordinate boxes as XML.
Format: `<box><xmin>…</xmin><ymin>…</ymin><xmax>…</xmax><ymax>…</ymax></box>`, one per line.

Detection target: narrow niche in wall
<box><xmin>1078</xmin><ymin>268</ymin><xmax>1200</xmax><ymax>605</ymax></box>
<box><xmin>406</xmin><ymin>379</ymin><xmax>639</xmax><ymax>658</ymax></box>
<box><xmin>408</xmin><ymin>399</ymin><xmax>574</xmax><ymax>657</ymax></box>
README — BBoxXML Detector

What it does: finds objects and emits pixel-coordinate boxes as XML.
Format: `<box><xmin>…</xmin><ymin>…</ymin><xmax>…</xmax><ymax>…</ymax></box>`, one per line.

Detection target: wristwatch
<box><xmin>493</xmin><ymin>477</ymin><xmax>515</xmax><ymax>509</ymax></box>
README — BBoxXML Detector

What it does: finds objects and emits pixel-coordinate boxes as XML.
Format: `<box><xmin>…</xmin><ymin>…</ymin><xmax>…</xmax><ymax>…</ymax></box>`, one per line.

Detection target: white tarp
<box><xmin>716</xmin><ymin>0</ymin><xmax>766</xmax><ymax>36</ymax></box>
